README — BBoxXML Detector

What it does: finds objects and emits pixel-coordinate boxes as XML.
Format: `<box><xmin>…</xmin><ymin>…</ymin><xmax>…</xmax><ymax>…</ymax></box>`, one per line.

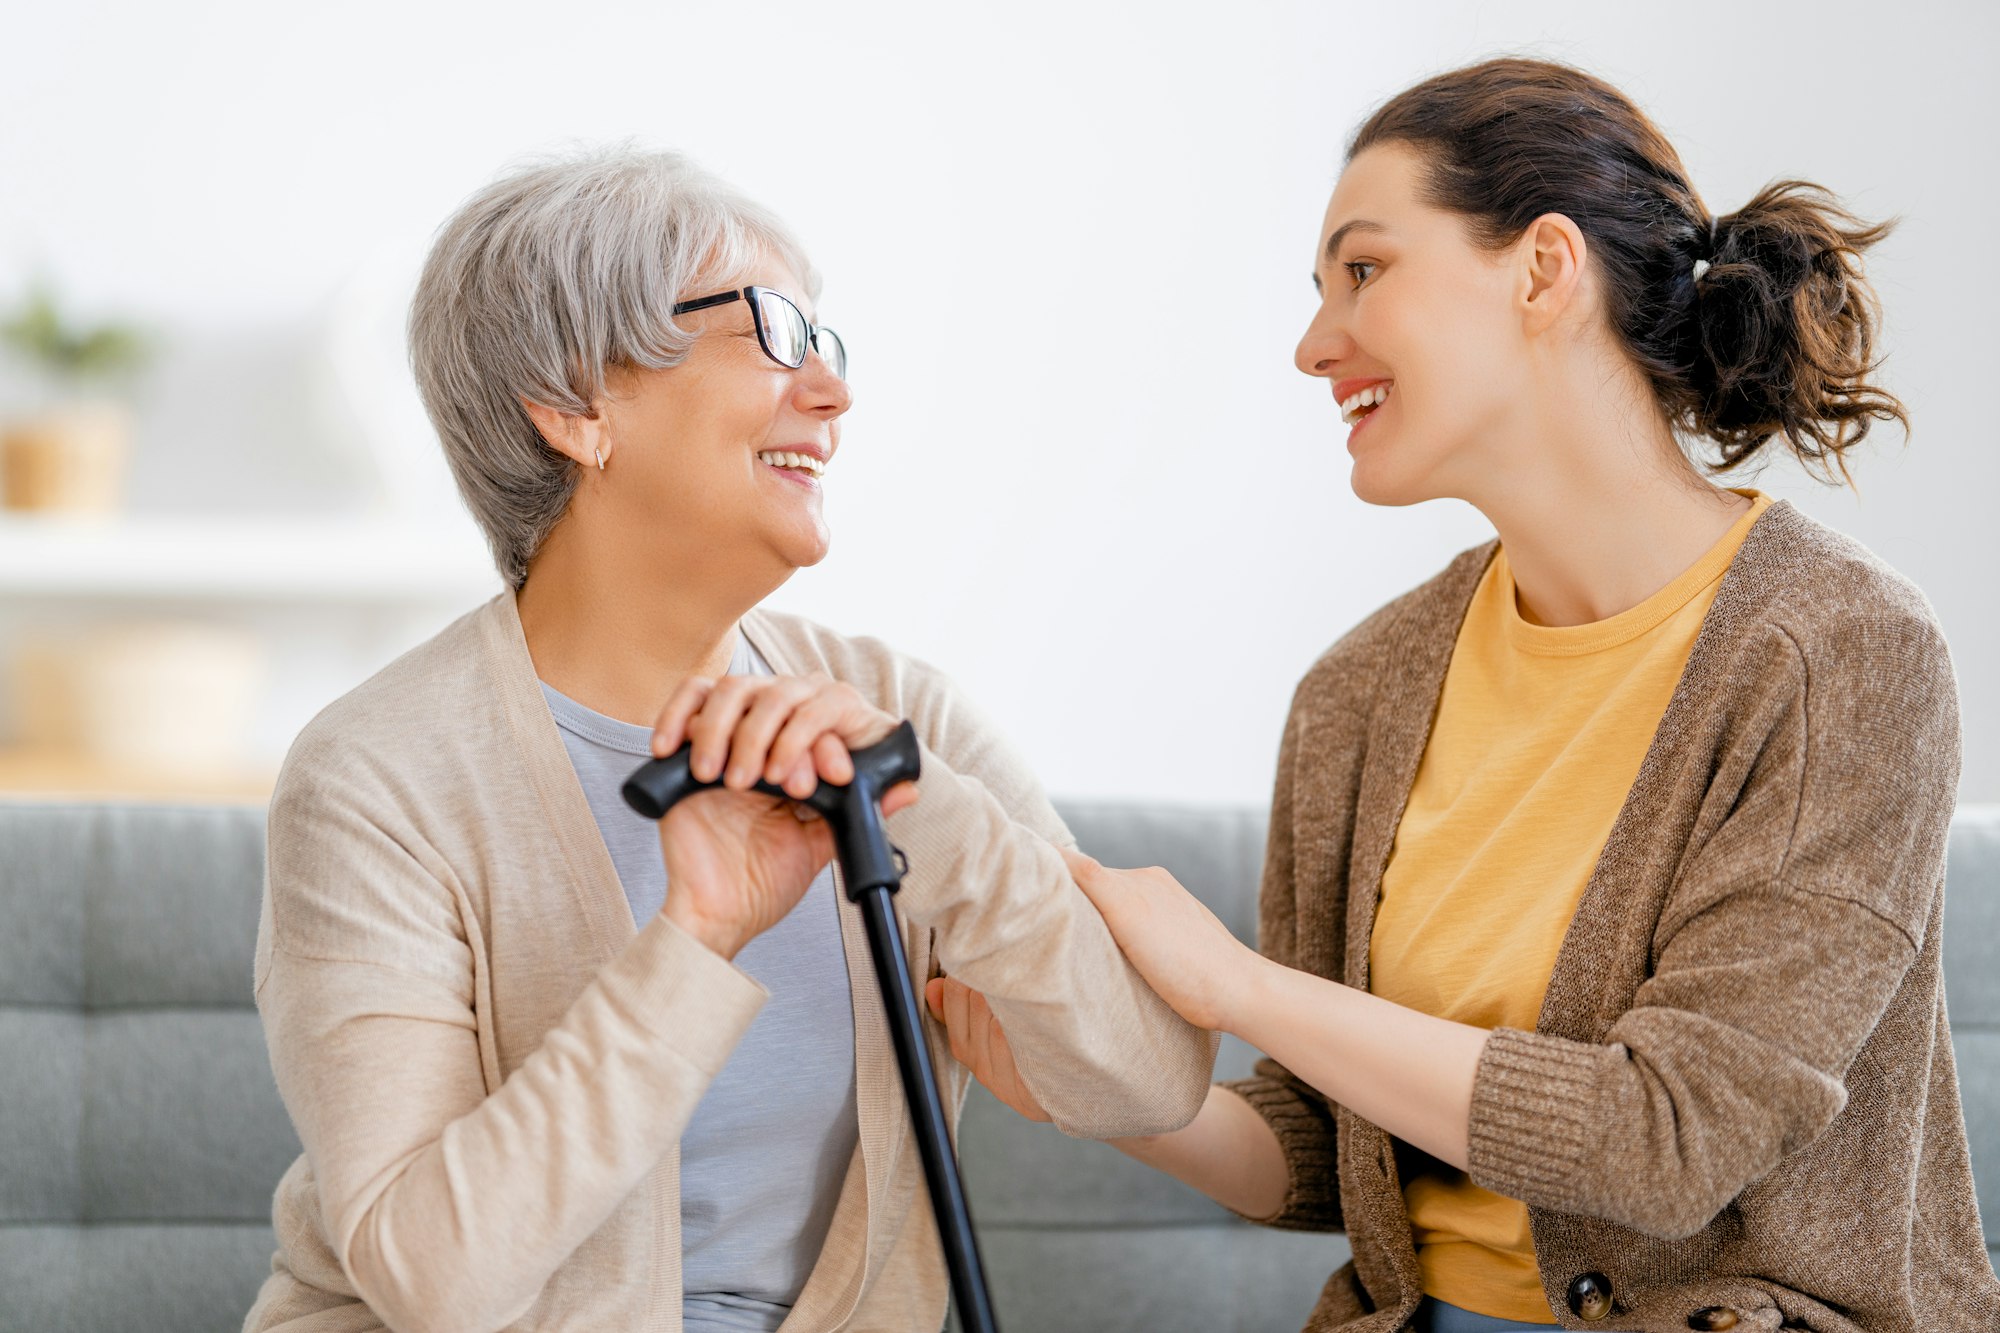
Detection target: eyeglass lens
<box><xmin>812</xmin><ymin>327</ymin><xmax>847</xmax><ymax>380</ymax></box>
<box><xmin>754</xmin><ymin>288</ymin><xmax>845</xmax><ymax>379</ymax></box>
<box><xmin>754</xmin><ymin>288</ymin><xmax>806</xmax><ymax>367</ymax></box>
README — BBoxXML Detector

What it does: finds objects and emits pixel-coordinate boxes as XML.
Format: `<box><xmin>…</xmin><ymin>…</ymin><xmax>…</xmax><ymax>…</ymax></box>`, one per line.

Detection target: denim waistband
<box><xmin>1410</xmin><ymin>1295</ymin><xmax>1557</xmax><ymax>1333</ymax></box>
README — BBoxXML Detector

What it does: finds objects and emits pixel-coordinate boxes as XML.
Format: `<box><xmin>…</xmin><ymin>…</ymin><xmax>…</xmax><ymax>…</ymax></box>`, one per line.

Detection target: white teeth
<box><xmin>757</xmin><ymin>450</ymin><xmax>825</xmax><ymax>476</ymax></box>
<box><xmin>1339</xmin><ymin>382</ymin><xmax>1392</xmax><ymax>424</ymax></box>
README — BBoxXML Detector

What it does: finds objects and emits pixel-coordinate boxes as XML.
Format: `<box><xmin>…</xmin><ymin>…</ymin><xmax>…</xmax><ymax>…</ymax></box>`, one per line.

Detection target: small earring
<box><xmin>593</xmin><ymin>447</ymin><xmax>605</xmax><ymax>472</ymax></box>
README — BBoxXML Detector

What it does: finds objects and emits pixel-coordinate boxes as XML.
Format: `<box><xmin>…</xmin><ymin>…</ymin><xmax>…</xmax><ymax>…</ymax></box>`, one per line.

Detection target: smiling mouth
<box><xmin>756</xmin><ymin>450</ymin><xmax>825</xmax><ymax>479</ymax></box>
<box><xmin>1339</xmin><ymin>382</ymin><xmax>1392</xmax><ymax>425</ymax></box>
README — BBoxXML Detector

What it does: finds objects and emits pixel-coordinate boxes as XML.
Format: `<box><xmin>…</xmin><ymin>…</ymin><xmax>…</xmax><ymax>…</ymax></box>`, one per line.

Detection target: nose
<box><xmin>795</xmin><ymin>349</ymin><xmax>852</xmax><ymax>418</ymax></box>
<box><xmin>1294</xmin><ymin>298</ymin><xmax>1351</xmax><ymax>379</ymax></box>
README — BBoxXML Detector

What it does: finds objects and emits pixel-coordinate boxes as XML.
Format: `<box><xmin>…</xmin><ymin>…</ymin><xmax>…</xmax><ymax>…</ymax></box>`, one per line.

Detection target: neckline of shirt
<box><xmin>539</xmin><ymin>632</ymin><xmax>763</xmax><ymax>754</ymax></box>
<box><xmin>1494</xmin><ymin>490</ymin><xmax>1772</xmax><ymax>658</ymax></box>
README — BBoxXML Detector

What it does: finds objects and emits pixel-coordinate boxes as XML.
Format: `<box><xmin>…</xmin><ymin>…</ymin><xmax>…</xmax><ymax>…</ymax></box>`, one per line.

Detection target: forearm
<box><xmin>266</xmin><ymin>914</ymin><xmax>765</xmax><ymax>1331</ymax></box>
<box><xmin>893</xmin><ymin>755</ymin><xmax>1212</xmax><ymax>1136</ymax></box>
<box><xmin>1111</xmin><ymin>1084</ymin><xmax>1290</xmax><ymax>1219</ymax></box>
<box><xmin>1229</xmin><ymin>956</ymin><xmax>1488</xmax><ymax>1171</ymax></box>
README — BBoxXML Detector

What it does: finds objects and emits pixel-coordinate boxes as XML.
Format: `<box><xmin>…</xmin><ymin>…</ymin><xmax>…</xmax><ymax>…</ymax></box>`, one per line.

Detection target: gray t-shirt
<box><xmin>539</xmin><ymin>635</ymin><xmax>858</xmax><ymax>1332</ymax></box>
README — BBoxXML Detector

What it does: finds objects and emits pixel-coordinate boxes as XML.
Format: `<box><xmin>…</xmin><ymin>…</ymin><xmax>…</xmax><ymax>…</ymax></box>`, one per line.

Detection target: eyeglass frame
<box><xmin>669</xmin><ymin>285</ymin><xmax>846</xmax><ymax>378</ymax></box>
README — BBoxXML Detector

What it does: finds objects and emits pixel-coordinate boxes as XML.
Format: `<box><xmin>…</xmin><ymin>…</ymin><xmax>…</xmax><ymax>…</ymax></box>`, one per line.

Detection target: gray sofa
<box><xmin>2</xmin><ymin>798</ymin><xmax>1995</xmax><ymax>1333</ymax></box>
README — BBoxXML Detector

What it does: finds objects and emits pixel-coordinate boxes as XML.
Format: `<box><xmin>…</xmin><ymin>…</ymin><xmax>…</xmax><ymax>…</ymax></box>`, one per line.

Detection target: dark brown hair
<box><xmin>1349</xmin><ymin>58</ymin><xmax>1906</xmax><ymax>482</ymax></box>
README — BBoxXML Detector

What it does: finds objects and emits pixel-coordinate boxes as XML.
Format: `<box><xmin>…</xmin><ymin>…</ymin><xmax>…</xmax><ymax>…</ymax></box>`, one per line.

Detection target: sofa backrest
<box><xmin>2</xmin><ymin>799</ymin><xmax>1995</xmax><ymax>1333</ymax></box>
<box><xmin>0</xmin><ymin>802</ymin><xmax>299</xmax><ymax>1333</ymax></box>
<box><xmin>1942</xmin><ymin>809</ymin><xmax>2000</xmax><ymax>1251</ymax></box>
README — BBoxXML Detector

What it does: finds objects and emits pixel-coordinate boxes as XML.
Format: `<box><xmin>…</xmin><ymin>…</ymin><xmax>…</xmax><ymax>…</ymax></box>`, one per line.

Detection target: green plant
<box><xmin>1</xmin><ymin>283</ymin><xmax>153</xmax><ymax>383</ymax></box>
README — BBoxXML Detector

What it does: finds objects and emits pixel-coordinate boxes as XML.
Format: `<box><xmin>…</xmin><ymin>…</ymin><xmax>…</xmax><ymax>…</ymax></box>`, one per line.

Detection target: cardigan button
<box><xmin>1565</xmin><ymin>1272</ymin><xmax>1614</xmax><ymax>1321</ymax></box>
<box><xmin>1687</xmin><ymin>1309</ymin><xmax>1738</xmax><ymax>1331</ymax></box>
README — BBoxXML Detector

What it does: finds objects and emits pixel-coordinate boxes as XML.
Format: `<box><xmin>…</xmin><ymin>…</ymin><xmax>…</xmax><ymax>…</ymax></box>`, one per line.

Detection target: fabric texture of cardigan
<box><xmin>1224</xmin><ymin>500</ymin><xmax>1999</xmax><ymax>1333</ymax></box>
<box><xmin>245</xmin><ymin>590</ymin><xmax>1214</xmax><ymax>1333</ymax></box>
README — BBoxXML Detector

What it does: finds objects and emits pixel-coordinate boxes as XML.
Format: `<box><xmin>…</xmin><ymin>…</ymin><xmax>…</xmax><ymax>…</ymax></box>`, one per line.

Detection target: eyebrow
<box><xmin>1314</xmin><ymin>219</ymin><xmax>1390</xmax><ymax>289</ymax></box>
<box><xmin>1325</xmin><ymin>219</ymin><xmax>1389</xmax><ymax>260</ymax></box>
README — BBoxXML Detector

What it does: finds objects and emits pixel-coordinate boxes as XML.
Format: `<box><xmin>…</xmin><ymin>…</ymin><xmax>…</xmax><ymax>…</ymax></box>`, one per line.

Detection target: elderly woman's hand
<box><xmin>648</xmin><ymin>674</ymin><xmax>917</xmax><ymax>961</ymax></box>
<box><xmin>1060</xmin><ymin>847</ymin><xmax>1263</xmax><ymax>1034</ymax></box>
<box><xmin>651</xmin><ymin>672</ymin><xmax>902</xmax><ymax>797</ymax></box>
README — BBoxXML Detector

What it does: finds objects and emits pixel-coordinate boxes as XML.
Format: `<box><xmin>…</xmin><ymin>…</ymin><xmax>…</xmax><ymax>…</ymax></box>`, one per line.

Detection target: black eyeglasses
<box><xmin>670</xmin><ymin>286</ymin><xmax>847</xmax><ymax>379</ymax></box>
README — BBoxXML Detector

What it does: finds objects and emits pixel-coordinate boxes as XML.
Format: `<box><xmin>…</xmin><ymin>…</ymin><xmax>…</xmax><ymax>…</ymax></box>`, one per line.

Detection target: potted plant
<box><xmin>0</xmin><ymin>282</ymin><xmax>154</xmax><ymax>514</ymax></box>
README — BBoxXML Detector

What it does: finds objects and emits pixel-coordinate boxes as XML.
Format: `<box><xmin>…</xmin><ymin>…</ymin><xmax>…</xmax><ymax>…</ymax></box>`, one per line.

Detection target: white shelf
<box><xmin>0</xmin><ymin>746</ymin><xmax>276</xmax><ymax>802</ymax></box>
<box><xmin>0</xmin><ymin>513</ymin><xmax>500</xmax><ymax>603</ymax></box>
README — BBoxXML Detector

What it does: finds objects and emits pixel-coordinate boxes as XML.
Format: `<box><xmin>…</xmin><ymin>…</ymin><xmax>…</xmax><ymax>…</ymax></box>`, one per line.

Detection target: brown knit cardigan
<box><xmin>1224</xmin><ymin>501</ymin><xmax>2000</xmax><ymax>1333</ymax></box>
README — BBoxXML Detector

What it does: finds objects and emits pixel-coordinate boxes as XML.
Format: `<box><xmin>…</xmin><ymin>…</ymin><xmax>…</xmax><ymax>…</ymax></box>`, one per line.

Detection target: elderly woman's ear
<box><xmin>521</xmin><ymin>397</ymin><xmax>611</xmax><ymax>471</ymax></box>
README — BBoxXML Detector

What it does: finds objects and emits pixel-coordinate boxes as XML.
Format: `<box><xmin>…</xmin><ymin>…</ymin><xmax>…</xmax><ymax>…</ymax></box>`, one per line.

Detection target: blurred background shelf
<box><xmin>0</xmin><ymin>745</ymin><xmax>276</xmax><ymax>801</ymax></box>
<box><xmin>0</xmin><ymin>514</ymin><xmax>495</xmax><ymax>802</ymax></box>
<box><xmin>0</xmin><ymin>514</ymin><xmax>497</xmax><ymax>602</ymax></box>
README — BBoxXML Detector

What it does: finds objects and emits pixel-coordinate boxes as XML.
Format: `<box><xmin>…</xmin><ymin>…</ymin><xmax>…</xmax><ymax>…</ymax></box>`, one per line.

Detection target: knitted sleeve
<box><xmin>1220</xmin><ymin>696</ymin><xmax>1347</xmax><ymax>1230</ymax></box>
<box><xmin>1466</xmin><ymin>604</ymin><xmax>1960</xmax><ymax>1240</ymax></box>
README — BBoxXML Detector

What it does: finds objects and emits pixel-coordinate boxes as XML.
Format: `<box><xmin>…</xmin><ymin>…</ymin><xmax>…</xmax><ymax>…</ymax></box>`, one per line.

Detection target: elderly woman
<box><xmin>244</xmin><ymin>149</ymin><xmax>1212</xmax><ymax>1333</ymax></box>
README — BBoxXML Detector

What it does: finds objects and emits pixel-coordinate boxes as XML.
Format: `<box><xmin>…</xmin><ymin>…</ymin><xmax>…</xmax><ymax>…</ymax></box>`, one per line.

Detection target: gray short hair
<box><xmin>409</xmin><ymin>147</ymin><xmax>820</xmax><ymax>588</ymax></box>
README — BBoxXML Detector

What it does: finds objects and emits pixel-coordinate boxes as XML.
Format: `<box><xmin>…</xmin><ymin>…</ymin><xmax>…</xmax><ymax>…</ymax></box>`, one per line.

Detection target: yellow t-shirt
<box><xmin>1369</xmin><ymin>490</ymin><xmax>1771</xmax><ymax>1323</ymax></box>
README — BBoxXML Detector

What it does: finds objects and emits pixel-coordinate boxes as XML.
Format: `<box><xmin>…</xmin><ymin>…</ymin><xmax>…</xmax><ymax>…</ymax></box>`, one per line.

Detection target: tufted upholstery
<box><xmin>0</xmin><ymin>803</ymin><xmax>300</xmax><ymax>1332</ymax></box>
<box><xmin>1</xmin><ymin>800</ymin><xmax>1994</xmax><ymax>1333</ymax></box>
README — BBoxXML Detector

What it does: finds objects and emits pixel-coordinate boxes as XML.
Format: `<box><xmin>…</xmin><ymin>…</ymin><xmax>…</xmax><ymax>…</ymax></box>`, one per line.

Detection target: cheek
<box><xmin>1389</xmin><ymin>283</ymin><xmax>1517</xmax><ymax>430</ymax></box>
<box><xmin>669</xmin><ymin>397</ymin><xmax>785</xmax><ymax>480</ymax></box>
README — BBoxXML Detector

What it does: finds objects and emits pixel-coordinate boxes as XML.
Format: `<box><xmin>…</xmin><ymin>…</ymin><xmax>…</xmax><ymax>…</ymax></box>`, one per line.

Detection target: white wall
<box><xmin>3</xmin><ymin>0</ymin><xmax>1994</xmax><ymax>805</ymax></box>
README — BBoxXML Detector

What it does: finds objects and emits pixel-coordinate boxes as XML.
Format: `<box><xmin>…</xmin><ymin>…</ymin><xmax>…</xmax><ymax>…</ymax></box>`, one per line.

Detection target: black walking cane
<box><xmin>622</xmin><ymin>720</ymin><xmax>1001</xmax><ymax>1333</ymax></box>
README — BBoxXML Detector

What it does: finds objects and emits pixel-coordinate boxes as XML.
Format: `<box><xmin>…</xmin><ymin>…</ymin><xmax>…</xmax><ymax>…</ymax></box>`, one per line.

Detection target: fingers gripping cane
<box><xmin>622</xmin><ymin>721</ymin><xmax>1002</xmax><ymax>1333</ymax></box>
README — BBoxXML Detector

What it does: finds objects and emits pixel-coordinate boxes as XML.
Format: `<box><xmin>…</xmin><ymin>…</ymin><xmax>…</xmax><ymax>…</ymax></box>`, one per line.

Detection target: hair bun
<box><xmin>1689</xmin><ymin>181</ymin><xmax>1905</xmax><ymax>482</ymax></box>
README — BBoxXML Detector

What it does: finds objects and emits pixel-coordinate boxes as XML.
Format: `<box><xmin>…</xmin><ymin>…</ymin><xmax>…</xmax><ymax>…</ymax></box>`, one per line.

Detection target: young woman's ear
<box><xmin>520</xmin><ymin>397</ymin><xmax>611</xmax><ymax>470</ymax></box>
<box><xmin>1518</xmin><ymin>212</ymin><xmax>1588</xmax><ymax>336</ymax></box>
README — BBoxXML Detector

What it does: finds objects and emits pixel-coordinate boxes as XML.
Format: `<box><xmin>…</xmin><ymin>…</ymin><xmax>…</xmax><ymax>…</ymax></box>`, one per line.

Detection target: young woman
<box><xmin>926</xmin><ymin>59</ymin><xmax>1998</xmax><ymax>1332</ymax></box>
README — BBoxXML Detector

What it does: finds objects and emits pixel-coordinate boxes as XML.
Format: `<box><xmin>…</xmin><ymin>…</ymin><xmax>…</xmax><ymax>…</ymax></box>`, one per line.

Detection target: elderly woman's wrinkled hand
<box><xmin>1060</xmin><ymin>847</ymin><xmax>1261</xmax><ymax>1034</ymax></box>
<box><xmin>656</xmin><ymin>773</ymin><xmax>919</xmax><ymax>962</ymax></box>
<box><xmin>650</xmin><ymin>673</ymin><xmax>917</xmax><ymax>961</ymax></box>
<box><xmin>652</xmin><ymin>673</ymin><xmax>906</xmax><ymax>798</ymax></box>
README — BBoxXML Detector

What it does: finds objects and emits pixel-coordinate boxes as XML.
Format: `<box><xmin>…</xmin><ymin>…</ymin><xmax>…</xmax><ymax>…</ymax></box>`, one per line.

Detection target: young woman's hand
<box><xmin>1060</xmin><ymin>847</ymin><xmax>1264</xmax><ymax>1033</ymax></box>
<box><xmin>924</xmin><ymin>975</ymin><xmax>1051</xmax><ymax>1122</ymax></box>
<box><xmin>649</xmin><ymin>674</ymin><xmax>916</xmax><ymax>960</ymax></box>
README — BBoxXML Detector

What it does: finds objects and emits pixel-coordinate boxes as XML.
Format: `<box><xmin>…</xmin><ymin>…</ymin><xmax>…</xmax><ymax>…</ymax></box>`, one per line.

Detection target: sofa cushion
<box><xmin>1</xmin><ymin>797</ymin><xmax>1993</xmax><ymax>1333</ymax></box>
<box><xmin>0</xmin><ymin>1223</ymin><xmax>279</xmax><ymax>1333</ymax></box>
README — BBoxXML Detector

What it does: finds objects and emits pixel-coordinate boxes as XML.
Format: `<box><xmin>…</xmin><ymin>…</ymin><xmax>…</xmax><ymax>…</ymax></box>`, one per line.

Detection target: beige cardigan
<box><xmin>1227</xmin><ymin>500</ymin><xmax>1999</xmax><ymax>1332</ymax></box>
<box><xmin>245</xmin><ymin>590</ymin><xmax>1213</xmax><ymax>1333</ymax></box>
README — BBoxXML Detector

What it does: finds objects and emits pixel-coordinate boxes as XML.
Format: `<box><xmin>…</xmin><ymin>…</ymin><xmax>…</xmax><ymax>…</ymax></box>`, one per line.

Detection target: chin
<box><xmin>1346</xmin><ymin>421</ymin><xmax>1461</xmax><ymax>509</ymax></box>
<box><xmin>1348</xmin><ymin>457</ymin><xmax>1435</xmax><ymax>509</ymax></box>
<box><xmin>776</xmin><ymin>524</ymin><xmax>832</xmax><ymax>570</ymax></box>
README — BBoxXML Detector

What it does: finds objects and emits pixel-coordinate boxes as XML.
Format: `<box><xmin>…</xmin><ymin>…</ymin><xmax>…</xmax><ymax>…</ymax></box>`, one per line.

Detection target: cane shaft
<box><xmin>855</xmin><ymin>884</ymin><xmax>1000</xmax><ymax>1333</ymax></box>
